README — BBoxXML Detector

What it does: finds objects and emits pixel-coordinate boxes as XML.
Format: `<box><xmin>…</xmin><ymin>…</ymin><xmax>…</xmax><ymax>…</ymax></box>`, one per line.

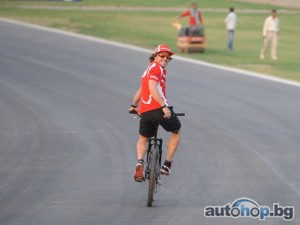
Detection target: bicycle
<box><xmin>130</xmin><ymin>109</ymin><xmax>185</xmax><ymax>207</ymax></box>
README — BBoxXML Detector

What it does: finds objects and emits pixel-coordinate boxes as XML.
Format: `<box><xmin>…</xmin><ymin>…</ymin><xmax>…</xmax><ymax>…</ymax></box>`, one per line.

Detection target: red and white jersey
<box><xmin>138</xmin><ymin>62</ymin><xmax>169</xmax><ymax>114</ymax></box>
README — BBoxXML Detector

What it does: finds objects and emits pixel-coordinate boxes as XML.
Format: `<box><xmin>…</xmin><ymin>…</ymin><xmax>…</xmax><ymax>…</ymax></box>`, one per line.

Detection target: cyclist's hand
<box><xmin>129</xmin><ymin>107</ymin><xmax>138</xmax><ymax>115</ymax></box>
<box><xmin>162</xmin><ymin>107</ymin><xmax>171</xmax><ymax>119</ymax></box>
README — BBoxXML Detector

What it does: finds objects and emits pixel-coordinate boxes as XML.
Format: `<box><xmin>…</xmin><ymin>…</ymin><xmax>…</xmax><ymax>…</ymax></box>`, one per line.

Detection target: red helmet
<box><xmin>153</xmin><ymin>44</ymin><xmax>174</xmax><ymax>56</ymax></box>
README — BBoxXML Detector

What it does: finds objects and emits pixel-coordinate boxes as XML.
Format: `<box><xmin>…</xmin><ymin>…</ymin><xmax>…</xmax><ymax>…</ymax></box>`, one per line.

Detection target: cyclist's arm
<box><xmin>149</xmin><ymin>80</ymin><xmax>165</xmax><ymax>107</ymax></box>
<box><xmin>149</xmin><ymin>80</ymin><xmax>171</xmax><ymax>119</ymax></box>
<box><xmin>132</xmin><ymin>87</ymin><xmax>141</xmax><ymax>106</ymax></box>
<box><xmin>129</xmin><ymin>87</ymin><xmax>141</xmax><ymax>112</ymax></box>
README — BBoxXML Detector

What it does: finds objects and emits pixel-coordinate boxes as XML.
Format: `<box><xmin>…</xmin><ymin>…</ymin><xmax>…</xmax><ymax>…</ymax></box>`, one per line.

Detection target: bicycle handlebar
<box><xmin>129</xmin><ymin>110</ymin><xmax>185</xmax><ymax>117</ymax></box>
<box><xmin>129</xmin><ymin>110</ymin><xmax>138</xmax><ymax>114</ymax></box>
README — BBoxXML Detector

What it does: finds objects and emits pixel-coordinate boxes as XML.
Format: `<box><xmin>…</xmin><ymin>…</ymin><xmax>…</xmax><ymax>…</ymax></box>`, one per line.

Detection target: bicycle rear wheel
<box><xmin>147</xmin><ymin>145</ymin><xmax>159</xmax><ymax>207</ymax></box>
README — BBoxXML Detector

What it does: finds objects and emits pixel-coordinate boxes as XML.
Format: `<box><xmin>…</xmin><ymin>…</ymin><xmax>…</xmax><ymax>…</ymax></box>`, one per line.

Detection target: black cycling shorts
<box><xmin>139</xmin><ymin>107</ymin><xmax>181</xmax><ymax>137</ymax></box>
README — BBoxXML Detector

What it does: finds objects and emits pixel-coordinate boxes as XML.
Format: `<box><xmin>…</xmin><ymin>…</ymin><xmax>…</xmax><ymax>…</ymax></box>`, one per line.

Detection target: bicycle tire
<box><xmin>147</xmin><ymin>145</ymin><xmax>159</xmax><ymax>207</ymax></box>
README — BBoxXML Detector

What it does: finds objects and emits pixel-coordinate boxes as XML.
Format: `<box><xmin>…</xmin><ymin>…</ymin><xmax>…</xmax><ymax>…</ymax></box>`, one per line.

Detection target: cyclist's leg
<box><xmin>134</xmin><ymin>114</ymin><xmax>156</xmax><ymax>181</ymax></box>
<box><xmin>160</xmin><ymin>130</ymin><xmax>181</xmax><ymax>175</ymax></box>
<box><xmin>134</xmin><ymin>135</ymin><xmax>148</xmax><ymax>182</ymax></box>
<box><xmin>166</xmin><ymin>130</ymin><xmax>181</xmax><ymax>161</ymax></box>
<box><xmin>160</xmin><ymin>108</ymin><xmax>181</xmax><ymax>161</ymax></box>
<box><xmin>137</xmin><ymin>115</ymin><xmax>156</xmax><ymax>160</ymax></box>
<box><xmin>133</xmin><ymin>136</ymin><xmax>148</xmax><ymax>182</ymax></box>
<box><xmin>137</xmin><ymin>135</ymin><xmax>149</xmax><ymax>161</ymax></box>
<box><xmin>160</xmin><ymin>109</ymin><xmax>181</xmax><ymax>175</ymax></box>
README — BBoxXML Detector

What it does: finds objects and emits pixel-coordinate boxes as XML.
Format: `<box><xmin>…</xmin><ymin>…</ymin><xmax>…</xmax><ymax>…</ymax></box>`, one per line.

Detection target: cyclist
<box><xmin>129</xmin><ymin>44</ymin><xmax>182</xmax><ymax>182</ymax></box>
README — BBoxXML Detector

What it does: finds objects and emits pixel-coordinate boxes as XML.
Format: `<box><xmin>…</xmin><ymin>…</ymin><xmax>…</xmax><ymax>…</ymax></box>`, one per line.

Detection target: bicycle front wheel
<box><xmin>147</xmin><ymin>145</ymin><xmax>159</xmax><ymax>207</ymax></box>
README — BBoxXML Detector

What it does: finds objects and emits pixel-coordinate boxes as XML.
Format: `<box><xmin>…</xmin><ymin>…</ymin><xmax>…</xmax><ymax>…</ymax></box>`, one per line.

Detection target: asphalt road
<box><xmin>0</xmin><ymin>19</ymin><xmax>299</xmax><ymax>225</ymax></box>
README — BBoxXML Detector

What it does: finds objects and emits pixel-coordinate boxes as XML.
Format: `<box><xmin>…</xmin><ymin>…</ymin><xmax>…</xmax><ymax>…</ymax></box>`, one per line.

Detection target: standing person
<box><xmin>177</xmin><ymin>2</ymin><xmax>204</xmax><ymax>36</ymax></box>
<box><xmin>224</xmin><ymin>7</ymin><xmax>237</xmax><ymax>52</ymax></box>
<box><xmin>260</xmin><ymin>9</ymin><xmax>279</xmax><ymax>60</ymax></box>
<box><xmin>129</xmin><ymin>44</ymin><xmax>182</xmax><ymax>182</ymax></box>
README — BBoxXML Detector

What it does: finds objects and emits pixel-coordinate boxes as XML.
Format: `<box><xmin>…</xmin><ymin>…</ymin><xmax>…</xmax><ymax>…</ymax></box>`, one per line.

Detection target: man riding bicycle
<box><xmin>129</xmin><ymin>44</ymin><xmax>182</xmax><ymax>182</ymax></box>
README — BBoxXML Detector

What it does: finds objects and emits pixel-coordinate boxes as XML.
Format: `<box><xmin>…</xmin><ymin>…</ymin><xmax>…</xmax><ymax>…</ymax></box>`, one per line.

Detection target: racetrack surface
<box><xmin>0</xmin><ymin>20</ymin><xmax>299</xmax><ymax>225</ymax></box>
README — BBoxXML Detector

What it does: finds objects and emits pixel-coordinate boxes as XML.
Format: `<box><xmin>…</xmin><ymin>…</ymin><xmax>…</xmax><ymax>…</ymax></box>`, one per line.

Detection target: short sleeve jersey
<box><xmin>138</xmin><ymin>62</ymin><xmax>168</xmax><ymax>114</ymax></box>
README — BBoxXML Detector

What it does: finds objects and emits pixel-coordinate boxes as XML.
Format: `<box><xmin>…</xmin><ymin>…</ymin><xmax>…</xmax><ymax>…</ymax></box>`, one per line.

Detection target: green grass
<box><xmin>0</xmin><ymin>0</ymin><xmax>300</xmax><ymax>81</ymax></box>
<box><xmin>0</xmin><ymin>0</ymin><xmax>283</xmax><ymax>9</ymax></box>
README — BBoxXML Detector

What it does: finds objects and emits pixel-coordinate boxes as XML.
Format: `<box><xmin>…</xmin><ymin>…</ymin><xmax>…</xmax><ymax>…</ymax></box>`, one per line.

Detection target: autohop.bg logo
<box><xmin>204</xmin><ymin>197</ymin><xmax>294</xmax><ymax>221</ymax></box>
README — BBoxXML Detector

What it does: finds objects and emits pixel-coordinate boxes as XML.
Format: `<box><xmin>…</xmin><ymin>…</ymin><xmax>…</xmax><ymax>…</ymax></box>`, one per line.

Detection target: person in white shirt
<box><xmin>260</xmin><ymin>9</ymin><xmax>279</xmax><ymax>60</ymax></box>
<box><xmin>224</xmin><ymin>7</ymin><xmax>237</xmax><ymax>52</ymax></box>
